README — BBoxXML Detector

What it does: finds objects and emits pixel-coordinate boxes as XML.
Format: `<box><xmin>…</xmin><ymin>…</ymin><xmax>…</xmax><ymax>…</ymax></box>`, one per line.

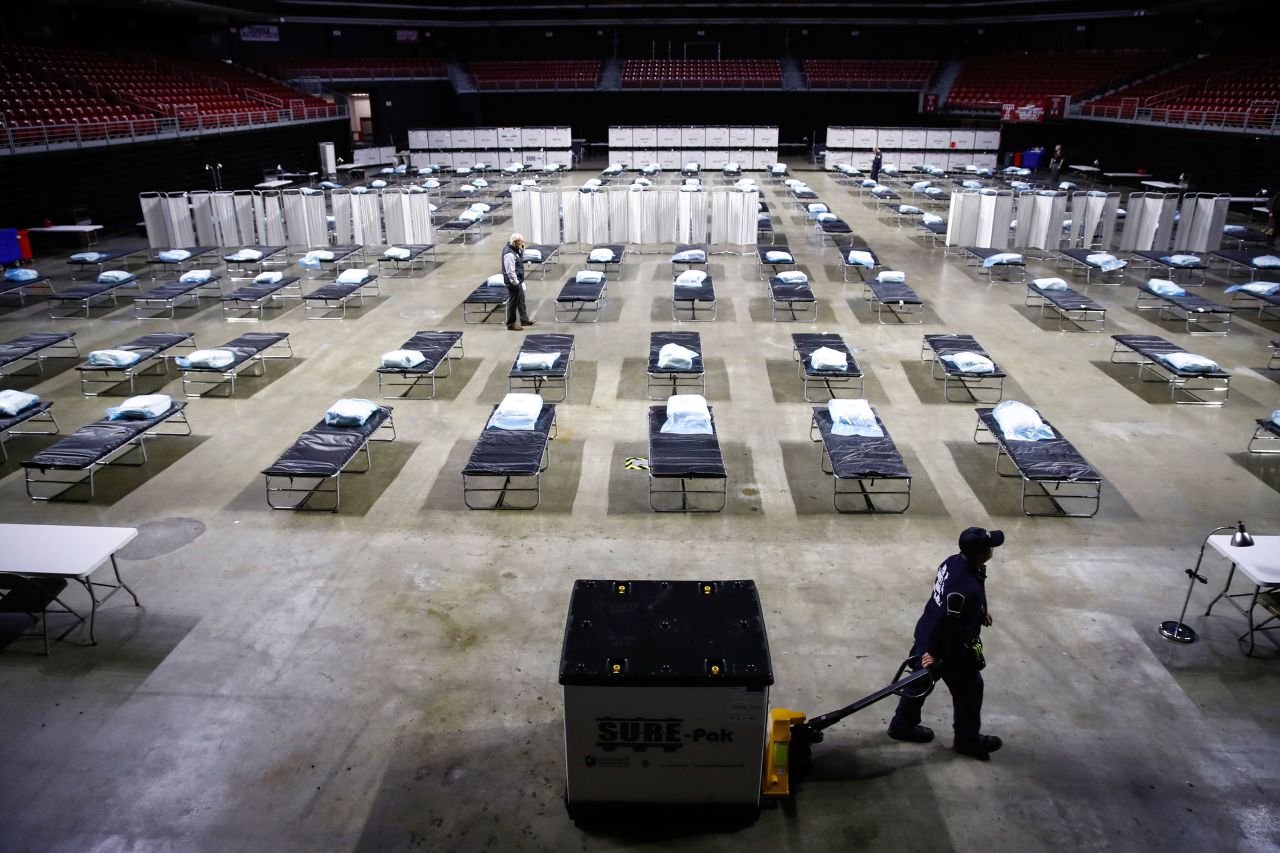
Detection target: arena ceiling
<box><xmin>140</xmin><ymin>0</ymin><xmax>1249</xmax><ymax>27</ymax></box>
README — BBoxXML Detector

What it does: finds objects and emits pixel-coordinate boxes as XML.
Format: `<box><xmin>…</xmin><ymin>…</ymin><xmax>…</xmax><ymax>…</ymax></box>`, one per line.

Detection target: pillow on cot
<box><xmin>764</xmin><ymin>251</ymin><xmax>794</xmax><ymax>264</ymax></box>
<box><xmin>70</xmin><ymin>252</ymin><xmax>104</xmax><ymax>262</ymax></box>
<box><xmin>1225</xmin><ymin>282</ymin><xmax>1280</xmax><ymax>296</ymax></box>
<box><xmin>488</xmin><ymin>393</ymin><xmax>543</xmax><ymax>431</ymax></box>
<box><xmin>227</xmin><ymin>248</ymin><xmax>263</xmax><ymax>261</ymax></box>
<box><xmin>847</xmin><ymin>250</ymin><xmax>876</xmax><ymax>268</ymax></box>
<box><xmin>254</xmin><ymin>272</ymin><xmax>284</xmax><ymax>284</ymax></box>
<box><xmin>516</xmin><ymin>351</ymin><xmax>559</xmax><ymax>371</ymax></box>
<box><xmin>381</xmin><ymin>350</ymin><xmax>426</xmax><ymax>369</ymax></box>
<box><xmin>89</xmin><ymin>349</ymin><xmax>143</xmax><ymax>367</ymax></box>
<box><xmin>776</xmin><ymin>270</ymin><xmax>808</xmax><ymax>284</ymax></box>
<box><xmin>106</xmin><ymin>394</ymin><xmax>172</xmax><ymax>420</ymax></box>
<box><xmin>4</xmin><ymin>268</ymin><xmax>41</xmax><ymax>282</ymax></box>
<box><xmin>523</xmin><ymin>249</ymin><xmax>542</xmax><ymax>261</ymax></box>
<box><xmin>336</xmin><ymin>268</ymin><xmax>371</xmax><ymax>285</ymax></box>
<box><xmin>157</xmin><ymin>249</ymin><xmax>191</xmax><ymax>262</ymax></box>
<box><xmin>939</xmin><ymin>352</ymin><xmax>995</xmax><ymax>374</ymax></box>
<box><xmin>324</xmin><ymin>398</ymin><xmax>380</xmax><ymax>427</ymax></box>
<box><xmin>576</xmin><ymin>270</ymin><xmax>605</xmax><ymax>284</ymax></box>
<box><xmin>1155</xmin><ymin>352</ymin><xmax>1218</xmax><ymax>374</ymax></box>
<box><xmin>671</xmin><ymin>249</ymin><xmax>706</xmax><ymax>263</ymax></box>
<box><xmin>175</xmin><ymin>349</ymin><xmax>235</xmax><ymax>370</ymax></box>
<box><xmin>829</xmin><ymin>398</ymin><xmax>882</xmax><ymax>437</ymax></box>
<box><xmin>661</xmin><ymin>394</ymin><xmax>713</xmax><ymax>435</ymax></box>
<box><xmin>1147</xmin><ymin>279</ymin><xmax>1186</xmax><ymax>297</ymax></box>
<box><xmin>1033</xmin><ymin>278</ymin><xmax>1069</xmax><ymax>291</ymax></box>
<box><xmin>992</xmin><ymin>400</ymin><xmax>1054</xmax><ymax>442</ymax></box>
<box><xmin>588</xmin><ymin>249</ymin><xmax>615</xmax><ymax>263</ymax></box>
<box><xmin>325</xmin><ymin>397</ymin><xmax>378</xmax><ymax>425</ymax></box>
<box><xmin>383</xmin><ymin>247</ymin><xmax>412</xmax><ymax>260</ymax></box>
<box><xmin>877</xmin><ymin>271</ymin><xmax>906</xmax><ymax>284</ymax></box>
<box><xmin>809</xmin><ymin>346</ymin><xmax>847</xmax><ymax>372</ymax></box>
<box><xmin>982</xmin><ymin>253</ymin><xmax>1024</xmax><ymax>267</ymax></box>
<box><xmin>0</xmin><ymin>389</ymin><xmax>39</xmax><ymax>416</ymax></box>
<box><xmin>657</xmin><ymin>343</ymin><xmax>698</xmax><ymax>371</ymax></box>
<box><xmin>1086</xmin><ymin>253</ymin><xmax>1126</xmax><ymax>272</ymax></box>
<box><xmin>675</xmin><ymin>270</ymin><xmax>707</xmax><ymax>287</ymax></box>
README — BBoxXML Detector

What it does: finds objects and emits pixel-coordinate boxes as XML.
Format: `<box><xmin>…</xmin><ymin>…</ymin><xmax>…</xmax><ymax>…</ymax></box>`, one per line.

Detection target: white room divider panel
<box><xmin>1119</xmin><ymin>193</ymin><xmax>1178</xmax><ymax>253</ymax></box>
<box><xmin>1069</xmin><ymin>191</ymin><xmax>1121</xmax><ymax>250</ymax></box>
<box><xmin>1174</xmin><ymin>193</ymin><xmax>1230</xmax><ymax>252</ymax></box>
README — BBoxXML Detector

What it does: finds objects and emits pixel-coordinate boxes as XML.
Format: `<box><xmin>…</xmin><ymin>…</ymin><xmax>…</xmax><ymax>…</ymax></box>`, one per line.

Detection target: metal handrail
<box><xmin>0</xmin><ymin>104</ymin><xmax>349</xmax><ymax>156</ymax></box>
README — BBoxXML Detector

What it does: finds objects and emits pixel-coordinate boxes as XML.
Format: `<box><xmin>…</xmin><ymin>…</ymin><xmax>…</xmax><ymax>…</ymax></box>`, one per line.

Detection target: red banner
<box><xmin>1045</xmin><ymin>94</ymin><xmax>1069</xmax><ymax>118</ymax></box>
<box><xmin>1001</xmin><ymin>102</ymin><xmax>1046</xmax><ymax>123</ymax></box>
<box><xmin>922</xmin><ymin>93</ymin><xmax>939</xmax><ymax>113</ymax></box>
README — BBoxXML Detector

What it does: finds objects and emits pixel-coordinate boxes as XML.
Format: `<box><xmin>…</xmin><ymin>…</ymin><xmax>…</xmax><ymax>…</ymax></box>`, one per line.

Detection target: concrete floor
<box><xmin>0</xmin><ymin>168</ymin><xmax>1277</xmax><ymax>853</ymax></box>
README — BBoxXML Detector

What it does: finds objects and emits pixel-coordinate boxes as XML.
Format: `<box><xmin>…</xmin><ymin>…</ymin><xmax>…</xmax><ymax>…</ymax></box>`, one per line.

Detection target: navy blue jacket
<box><xmin>910</xmin><ymin>553</ymin><xmax>988</xmax><ymax>671</ymax></box>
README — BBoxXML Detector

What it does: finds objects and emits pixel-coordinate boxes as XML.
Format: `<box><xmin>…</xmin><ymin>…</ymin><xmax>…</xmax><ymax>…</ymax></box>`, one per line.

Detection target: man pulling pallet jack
<box><xmin>765</xmin><ymin>527</ymin><xmax>1006</xmax><ymax>796</ymax></box>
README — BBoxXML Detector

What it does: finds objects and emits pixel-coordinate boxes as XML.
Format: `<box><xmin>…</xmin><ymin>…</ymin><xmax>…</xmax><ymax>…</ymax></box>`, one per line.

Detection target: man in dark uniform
<box><xmin>502</xmin><ymin>232</ymin><xmax>535</xmax><ymax>331</ymax></box>
<box><xmin>870</xmin><ymin>147</ymin><xmax>883</xmax><ymax>183</ymax></box>
<box><xmin>888</xmin><ymin>527</ymin><xmax>1004</xmax><ymax>760</ymax></box>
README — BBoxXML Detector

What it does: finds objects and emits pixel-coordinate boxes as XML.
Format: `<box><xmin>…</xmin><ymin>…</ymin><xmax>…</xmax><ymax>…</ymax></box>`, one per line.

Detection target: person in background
<box><xmin>888</xmin><ymin>527</ymin><xmax>1005</xmax><ymax>761</ymax></box>
<box><xmin>1048</xmin><ymin>144</ymin><xmax>1065</xmax><ymax>185</ymax></box>
<box><xmin>502</xmin><ymin>232</ymin><xmax>534</xmax><ymax>331</ymax></box>
<box><xmin>870</xmin><ymin>147</ymin><xmax>883</xmax><ymax>183</ymax></box>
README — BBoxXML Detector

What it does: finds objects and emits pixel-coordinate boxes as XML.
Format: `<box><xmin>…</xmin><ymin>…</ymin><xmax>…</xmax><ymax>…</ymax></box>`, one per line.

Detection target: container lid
<box><xmin>558</xmin><ymin>579</ymin><xmax>773</xmax><ymax>687</ymax></box>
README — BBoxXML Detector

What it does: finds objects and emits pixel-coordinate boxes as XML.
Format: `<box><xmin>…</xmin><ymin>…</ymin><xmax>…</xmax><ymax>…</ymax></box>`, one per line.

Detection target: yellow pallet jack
<box><xmin>763</xmin><ymin>657</ymin><xmax>937</xmax><ymax>798</ymax></box>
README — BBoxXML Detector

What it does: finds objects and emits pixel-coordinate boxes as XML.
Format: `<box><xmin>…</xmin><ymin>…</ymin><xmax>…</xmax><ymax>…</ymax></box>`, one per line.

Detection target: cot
<box><xmin>262</xmin><ymin>405</ymin><xmax>396</xmax><ymax>511</ymax></box>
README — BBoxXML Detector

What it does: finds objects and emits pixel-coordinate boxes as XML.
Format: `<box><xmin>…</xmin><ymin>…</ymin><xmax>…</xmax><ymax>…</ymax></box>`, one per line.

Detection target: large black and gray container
<box><xmin>559</xmin><ymin>579</ymin><xmax>773</xmax><ymax>819</ymax></box>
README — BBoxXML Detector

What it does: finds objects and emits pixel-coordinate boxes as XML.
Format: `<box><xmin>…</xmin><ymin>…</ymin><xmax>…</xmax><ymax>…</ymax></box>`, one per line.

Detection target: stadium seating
<box><xmin>946</xmin><ymin>50</ymin><xmax>1166</xmax><ymax>110</ymax></box>
<box><xmin>803</xmin><ymin>59</ymin><xmax>938</xmax><ymax>89</ymax></box>
<box><xmin>621</xmin><ymin>60</ymin><xmax>782</xmax><ymax>88</ymax></box>
<box><xmin>0</xmin><ymin>46</ymin><xmax>339</xmax><ymax>146</ymax></box>
<box><xmin>1081</xmin><ymin>55</ymin><xmax>1279</xmax><ymax>127</ymax></box>
<box><xmin>261</xmin><ymin>58</ymin><xmax>448</xmax><ymax>80</ymax></box>
<box><xmin>469</xmin><ymin>61</ymin><xmax>601</xmax><ymax>90</ymax></box>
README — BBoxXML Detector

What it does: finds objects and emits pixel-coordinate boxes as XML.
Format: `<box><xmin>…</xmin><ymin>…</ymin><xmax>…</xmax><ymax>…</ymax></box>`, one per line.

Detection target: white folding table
<box><xmin>1203</xmin><ymin>534</ymin><xmax>1280</xmax><ymax>655</ymax></box>
<box><xmin>27</xmin><ymin>224</ymin><xmax>104</xmax><ymax>248</ymax></box>
<box><xmin>1140</xmin><ymin>180</ymin><xmax>1184</xmax><ymax>191</ymax></box>
<box><xmin>0</xmin><ymin>523</ymin><xmax>139</xmax><ymax>645</ymax></box>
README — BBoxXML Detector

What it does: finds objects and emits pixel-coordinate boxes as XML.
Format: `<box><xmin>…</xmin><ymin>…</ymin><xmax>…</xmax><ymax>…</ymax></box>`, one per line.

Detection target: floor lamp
<box><xmin>1160</xmin><ymin>521</ymin><xmax>1254</xmax><ymax>643</ymax></box>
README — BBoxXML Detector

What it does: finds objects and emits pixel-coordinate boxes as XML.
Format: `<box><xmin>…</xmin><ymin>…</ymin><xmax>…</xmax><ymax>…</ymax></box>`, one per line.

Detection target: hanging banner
<box><xmin>922</xmin><ymin>93</ymin><xmax>939</xmax><ymax>113</ymax></box>
<box><xmin>1000</xmin><ymin>102</ymin><xmax>1046</xmax><ymax>123</ymax></box>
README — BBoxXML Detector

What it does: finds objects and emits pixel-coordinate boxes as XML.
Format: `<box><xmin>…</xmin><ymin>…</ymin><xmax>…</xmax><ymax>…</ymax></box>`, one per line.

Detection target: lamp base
<box><xmin>1159</xmin><ymin>621</ymin><xmax>1198</xmax><ymax>643</ymax></box>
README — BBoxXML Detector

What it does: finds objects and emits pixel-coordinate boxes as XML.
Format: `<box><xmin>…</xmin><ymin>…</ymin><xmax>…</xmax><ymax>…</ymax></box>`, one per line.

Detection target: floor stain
<box><xmin>116</xmin><ymin>517</ymin><xmax>206</xmax><ymax>560</ymax></box>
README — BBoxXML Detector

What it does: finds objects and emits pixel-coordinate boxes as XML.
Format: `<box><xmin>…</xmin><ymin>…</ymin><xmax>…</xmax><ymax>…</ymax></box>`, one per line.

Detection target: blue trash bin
<box><xmin>1023</xmin><ymin>147</ymin><xmax>1044</xmax><ymax>170</ymax></box>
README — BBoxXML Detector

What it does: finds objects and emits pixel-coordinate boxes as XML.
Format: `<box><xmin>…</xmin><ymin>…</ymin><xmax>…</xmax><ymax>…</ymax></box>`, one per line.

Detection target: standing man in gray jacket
<box><xmin>502</xmin><ymin>233</ymin><xmax>535</xmax><ymax>331</ymax></box>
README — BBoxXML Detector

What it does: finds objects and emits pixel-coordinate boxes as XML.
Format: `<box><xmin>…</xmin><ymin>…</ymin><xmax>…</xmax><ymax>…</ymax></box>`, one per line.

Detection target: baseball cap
<box><xmin>958</xmin><ymin>527</ymin><xmax>1005</xmax><ymax>554</ymax></box>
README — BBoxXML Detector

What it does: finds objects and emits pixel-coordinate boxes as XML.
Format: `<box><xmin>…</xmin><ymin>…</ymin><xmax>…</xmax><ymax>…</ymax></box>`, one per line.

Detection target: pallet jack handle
<box><xmin>763</xmin><ymin>658</ymin><xmax>936</xmax><ymax>798</ymax></box>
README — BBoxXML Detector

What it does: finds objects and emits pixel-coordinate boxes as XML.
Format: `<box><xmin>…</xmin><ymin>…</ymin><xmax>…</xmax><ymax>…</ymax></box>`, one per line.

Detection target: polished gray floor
<box><xmin>1</xmin><ymin>168</ymin><xmax>1277</xmax><ymax>852</ymax></box>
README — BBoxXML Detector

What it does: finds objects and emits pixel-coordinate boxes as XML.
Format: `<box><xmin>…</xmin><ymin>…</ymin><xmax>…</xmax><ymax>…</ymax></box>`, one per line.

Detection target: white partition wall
<box><xmin>1119</xmin><ymin>193</ymin><xmax>1179</xmax><ymax>252</ymax></box>
<box><xmin>190</xmin><ymin>192</ymin><xmax>217</xmax><ymax>246</ymax></box>
<box><xmin>1011</xmin><ymin>191</ymin><xmax>1067</xmax><ymax>253</ymax></box>
<box><xmin>829</xmin><ymin>126</ymin><xmax>1001</xmax><ymax>173</ymax></box>
<box><xmin>1069</xmin><ymin>191</ymin><xmax>1121</xmax><ymax>250</ymax></box>
<box><xmin>946</xmin><ymin>192</ymin><xmax>980</xmax><ymax>249</ymax></box>
<box><xmin>948</xmin><ymin>190</ymin><xmax>1012</xmax><ymax>249</ymax></box>
<box><xmin>282</xmin><ymin>189</ymin><xmax>328</xmax><ymax>249</ymax></box>
<box><xmin>210</xmin><ymin>192</ymin><xmax>241</xmax><ymax>247</ymax></box>
<box><xmin>609</xmin><ymin>126</ymin><xmax>777</xmax><ymax>170</ymax></box>
<box><xmin>410</xmin><ymin>126</ymin><xmax>573</xmax><ymax>169</ymax></box>
<box><xmin>512</xmin><ymin>188</ymin><xmax>563</xmax><ymax>245</ymax></box>
<box><xmin>1174</xmin><ymin>193</ymin><xmax>1230</xmax><ymax>252</ymax></box>
<box><xmin>331</xmin><ymin>191</ymin><xmax>354</xmax><ymax>245</ymax></box>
